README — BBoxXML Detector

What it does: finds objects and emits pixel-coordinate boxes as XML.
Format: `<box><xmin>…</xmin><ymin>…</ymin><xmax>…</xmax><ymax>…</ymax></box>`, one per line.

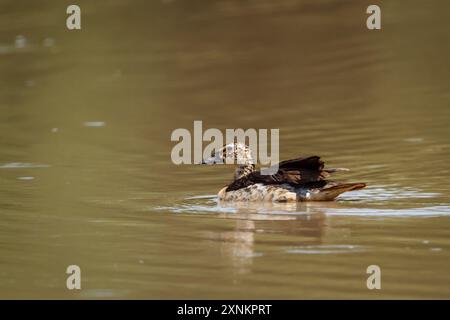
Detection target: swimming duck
<box><xmin>202</xmin><ymin>143</ymin><xmax>366</xmax><ymax>202</ymax></box>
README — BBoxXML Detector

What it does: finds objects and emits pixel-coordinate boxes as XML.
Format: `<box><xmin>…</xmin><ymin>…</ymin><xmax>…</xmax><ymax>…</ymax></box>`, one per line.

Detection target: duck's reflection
<box><xmin>202</xmin><ymin>202</ymin><xmax>347</xmax><ymax>275</ymax></box>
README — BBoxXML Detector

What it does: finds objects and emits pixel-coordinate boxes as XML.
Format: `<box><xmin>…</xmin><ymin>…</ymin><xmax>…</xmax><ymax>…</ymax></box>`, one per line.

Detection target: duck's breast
<box><xmin>218</xmin><ymin>183</ymin><xmax>297</xmax><ymax>202</ymax></box>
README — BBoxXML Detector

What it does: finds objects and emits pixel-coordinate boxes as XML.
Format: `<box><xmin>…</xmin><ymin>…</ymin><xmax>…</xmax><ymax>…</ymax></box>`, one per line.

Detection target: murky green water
<box><xmin>1</xmin><ymin>0</ymin><xmax>450</xmax><ymax>299</ymax></box>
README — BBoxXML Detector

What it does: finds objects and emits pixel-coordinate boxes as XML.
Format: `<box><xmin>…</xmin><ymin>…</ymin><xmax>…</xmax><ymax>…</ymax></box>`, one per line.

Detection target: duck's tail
<box><xmin>311</xmin><ymin>182</ymin><xmax>366</xmax><ymax>201</ymax></box>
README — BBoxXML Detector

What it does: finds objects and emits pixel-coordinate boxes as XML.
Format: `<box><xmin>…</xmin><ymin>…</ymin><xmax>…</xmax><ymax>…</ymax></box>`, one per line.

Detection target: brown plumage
<box><xmin>202</xmin><ymin>143</ymin><xmax>366</xmax><ymax>202</ymax></box>
<box><xmin>225</xmin><ymin>156</ymin><xmax>328</xmax><ymax>192</ymax></box>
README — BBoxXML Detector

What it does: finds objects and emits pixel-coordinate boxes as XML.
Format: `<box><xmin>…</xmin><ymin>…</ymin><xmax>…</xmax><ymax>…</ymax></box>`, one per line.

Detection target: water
<box><xmin>1</xmin><ymin>0</ymin><xmax>450</xmax><ymax>299</ymax></box>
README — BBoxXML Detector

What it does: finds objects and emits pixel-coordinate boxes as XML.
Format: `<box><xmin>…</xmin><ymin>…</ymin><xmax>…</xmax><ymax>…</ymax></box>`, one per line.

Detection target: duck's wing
<box><xmin>277</xmin><ymin>156</ymin><xmax>324</xmax><ymax>171</ymax></box>
<box><xmin>226</xmin><ymin>156</ymin><xmax>330</xmax><ymax>192</ymax></box>
<box><xmin>277</xmin><ymin>156</ymin><xmax>349</xmax><ymax>173</ymax></box>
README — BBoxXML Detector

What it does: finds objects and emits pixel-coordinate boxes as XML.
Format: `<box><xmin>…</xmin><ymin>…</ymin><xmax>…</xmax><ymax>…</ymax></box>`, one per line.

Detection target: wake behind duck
<box><xmin>201</xmin><ymin>143</ymin><xmax>366</xmax><ymax>202</ymax></box>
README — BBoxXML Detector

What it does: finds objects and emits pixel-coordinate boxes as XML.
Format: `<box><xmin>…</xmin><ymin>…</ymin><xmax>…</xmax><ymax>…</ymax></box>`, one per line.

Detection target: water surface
<box><xmin>1</xmin><ymin>0</ymin><xmax>450</xmax><ymax>299</ymax></box>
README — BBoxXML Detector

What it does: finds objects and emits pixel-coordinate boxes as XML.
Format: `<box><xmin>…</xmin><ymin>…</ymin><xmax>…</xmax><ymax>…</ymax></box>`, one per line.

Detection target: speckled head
<box><xmin>202</xmin><ymin>143</ymin><xmax>254</xmax><ymax>166</ymax></box>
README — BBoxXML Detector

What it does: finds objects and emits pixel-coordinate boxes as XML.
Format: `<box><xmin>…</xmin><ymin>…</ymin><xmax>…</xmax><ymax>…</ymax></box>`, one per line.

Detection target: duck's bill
<box><xmin>200</xmin><ymin>157</ymin><xmax>224</xmax><ymax>165</ymax></box>
<box><xmin>201</xmin><ymin>158</ymin><xmax>216</xmax><ymax>164</ymax></box>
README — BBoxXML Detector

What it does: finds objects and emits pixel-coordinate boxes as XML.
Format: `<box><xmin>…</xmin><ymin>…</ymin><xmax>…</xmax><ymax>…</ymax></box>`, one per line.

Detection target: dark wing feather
<box><xmin>226</xmin><ymin>156</ymin><xmax>330</xmax><ymax>192</ymax></box>
<box><xmin>277</xmin><ymin>156</ymin><xmax>324</xmax><ymax>171</ymax></box>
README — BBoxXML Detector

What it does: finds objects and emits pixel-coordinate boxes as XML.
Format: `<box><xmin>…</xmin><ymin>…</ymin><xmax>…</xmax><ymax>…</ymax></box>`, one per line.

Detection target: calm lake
<box><xmin>1</xmin><ymin>0</ymin><xmax>449</xmax><ymax>299</ymax></box>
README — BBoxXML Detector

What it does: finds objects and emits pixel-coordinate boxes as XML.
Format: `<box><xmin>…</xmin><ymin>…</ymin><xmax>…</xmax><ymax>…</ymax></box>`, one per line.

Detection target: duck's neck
<box><xmin>234</xmin><ymin>163</ymin><xmax>255</xmax><ymax>180</ymax></box>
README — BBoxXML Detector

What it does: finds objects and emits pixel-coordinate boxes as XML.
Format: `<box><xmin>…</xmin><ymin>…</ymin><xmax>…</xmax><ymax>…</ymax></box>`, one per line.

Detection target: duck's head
<box><xmin>202</xmin><ymin>143</ymin><xmax>254</xmax><ymax>166</ymax></box>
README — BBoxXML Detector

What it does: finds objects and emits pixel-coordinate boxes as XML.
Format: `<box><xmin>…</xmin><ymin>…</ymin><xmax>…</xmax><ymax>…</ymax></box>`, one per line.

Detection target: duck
<box><xmin>201</xmin><ymin>143</ymin><xmax>366</xmax><ymax>202</ymax></box>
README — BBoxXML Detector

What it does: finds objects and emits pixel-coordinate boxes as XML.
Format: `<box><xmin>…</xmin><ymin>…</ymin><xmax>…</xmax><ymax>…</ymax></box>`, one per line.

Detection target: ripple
<box><xmin>16</xmin><ymin>176</ymin><xmax>35</xmax><ymax>180</ymax></box>
<box><xmin>156</xmin><ymin>204</ymin><xmax>238</xmax><ymax>214</ymax></box>
<box><xmin>339</xmin><ymin>186</ymin><xmax>441</xmax><ymax>201</ymax></box>
<box><xmin>323</xmin><ymin>206</ymin><xmax>450</xmax><ymax>217</ymax></box>
<box><xmin>287</xmin><ymin>245</ymin><xmax>366</xmax><ymax>255</ymax></box>
<box><xmin>185</xmin><ymin>195</ymin><xmax>217</xmax><ymax>200</ymax></box>
<box><xmin>156</xmin><ymin>192</ymin><xmax>450</xmax><ymax>218</ymax></box>
<box><xmin>83</xmin><ymin>121</ymin><xmax>106</xmax><ymax>127</ymax></box>
<box><xmin>0</xmin><ymin>162</ymin><xmax>50</xmax><ymax>169</ymax></box>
